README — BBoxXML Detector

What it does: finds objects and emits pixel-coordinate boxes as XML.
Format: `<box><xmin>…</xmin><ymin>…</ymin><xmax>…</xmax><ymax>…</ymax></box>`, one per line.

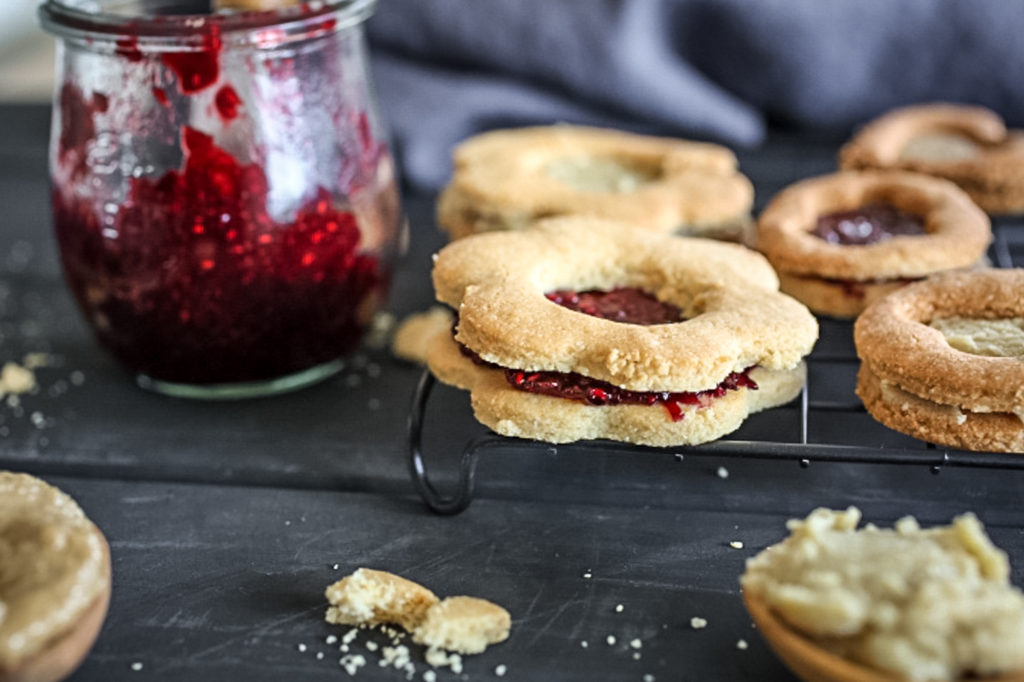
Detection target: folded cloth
<box><xmin>367</xmin><ymin>0</ymin><xmax>1024</xmax><ymax>190</ymax></box>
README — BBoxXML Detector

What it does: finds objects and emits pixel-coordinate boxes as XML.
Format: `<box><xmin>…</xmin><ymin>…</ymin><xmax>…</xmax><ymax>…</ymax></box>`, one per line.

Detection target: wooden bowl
<box><xmin>1</xmin><ymin>527</ymin><xmax>111</xmax><ymax>682</ymax></box>
<box><xmin>743</xmin><ymin>588</ymin><xmax>1024</xmax><ymax>682</ymax></box>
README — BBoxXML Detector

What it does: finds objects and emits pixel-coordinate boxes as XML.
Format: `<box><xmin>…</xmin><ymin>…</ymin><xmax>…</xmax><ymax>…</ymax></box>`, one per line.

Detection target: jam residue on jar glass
<box><xmin>40</xmin><ymin>0</ymin><xmax>398</xmax><ymax>397</ymax></box>
<box><xmin>545</xmin><ymin>288</ymin><xmax>682</xmax><ymax>324</ymax></box>
<box><xmin>812</xmin><ymin>203</ymin><xmax>926</xmax><ymax>246</ymax></box>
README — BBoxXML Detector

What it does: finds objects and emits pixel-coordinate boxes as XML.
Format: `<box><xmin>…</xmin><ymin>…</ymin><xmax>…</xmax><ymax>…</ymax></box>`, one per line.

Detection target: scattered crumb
<box><xmin>629</xmin><ymin>638</ymin><xmax>642</xmax><ymax>649</ymax></box>
<box><xmin>717</xmin><ymin>466</ymin><xmax>729</xmax><ymax>479</ymax></box>
<box><xmin>615</xmin><ymin>604</ymin><xmax>624</xmax><ymax>613</ymax></box>
<box><xmin>729</xmin><ymin>541</ymin><xmax>744</xmax><ymax>549</ymax></box>
<box><xmin>130</xmin><ymin>662</ymin><xmax>144</xmax><ymax>671</ymax></box>
<box><xmin>737</xmin><ymin>638</ymin><xmax>749</xmax><ymax>650</ymax></box>
<box><xmin>423</xmin><ymin>671</ymin><xmax>437</xmax><ymax>682</ymax></box>
<box><xmin>366</xmin><ymin>641</ymin><xmax>379</xmax><ymax>652</ymax></box>
<box><xmin>643</xmin><ymin>675</ymin><xmax>655</xmax><ymax>682</ymax></box>
<box><xmin>632</xmin><ymin>652</ymin><xmax>641</xmax><ymax>660</ymax></box>
<box><xmin>606</xmin><ymin>635</ymin><xmax>616</xmax><ymax>646</ymax></box>
<box><xmin>690</xmin><ymin>617</ymin><xmax>708</xmax><ymax>630</ymax></box>
<box><xmin>582</xmin><ymin>571</ymin><xmax>592</xmax><ymax>579</ymax></box>
<box><xmin>340</xmin><ymin>644</ymin><xmax>349</xmax><ymax>653</ymax></box>
<box><xmin>316</xmin><ymin>651</ymin><xmax>325</xmax><ymax>660</ymax></box>
<box><xmin>0</xmin><ymin>362</ymin><xmax>36</xmax><ymax>397</ymax></box>
<box><xmin>343</xmin><ymin>629</ymin><xmax>359</xmax><ymax>644</ymax></box>
<box><xmin>339</xmin><ymin>653</ymin><xmax>366</xmax><ymax>675</ymax></box>
<box><xmin>332</xmin><ymin>564</ymin><xmax>340</xmax><ymax>570</ymax></box>
<box><xmin>391</xmin><ymin>307</ymin><xmax>454</xmax><ymax>363</ymax></box>
<box><xmin>495</xmin><ymin>663</ymin><xmax>508</xmax><ymax>676</ymax></box>
<box><xmin>284</xmin><ymin>520</ymin><xmax>291</xmax><ymax>526</ymax></box>
<box><xmin>297</xmin><ymin>643</ymin><xmax>307</xmax><ymax>652</ymax></box>
<box><xmin>580</xmin><ymin>640</ymin><xmax>588</xmax><ymax>648</ymax></box>
<box><xmin>424</xmin><ymin>647</ymin><xmax>462</xmax><ymax>674</ymax></box>
<box><xmin>69</xmin><ymin>370</ymin><xmax>85</xmax><ymax>386</ymax></box>
<box><xmin>326</xmin><ymin>635</ymin><xmax>338</xmax><ymax>645</ymax></box>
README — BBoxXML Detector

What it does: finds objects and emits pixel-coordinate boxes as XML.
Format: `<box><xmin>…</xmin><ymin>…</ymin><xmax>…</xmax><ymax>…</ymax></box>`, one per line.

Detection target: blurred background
<box><xmin>3</xmin><ymin>0</ymin><xmax>1024</xmax><ymax>189</ymax></box>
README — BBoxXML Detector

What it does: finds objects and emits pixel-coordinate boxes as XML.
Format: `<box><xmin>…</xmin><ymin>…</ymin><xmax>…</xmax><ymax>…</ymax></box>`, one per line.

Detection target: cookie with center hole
<box><xmin>855</xmin><ymin>268</ymin><xmax>1024</xmax><ymax>453</ymax></box>
<box><xmin>424</xmin><ymin>216</ymin><xmax>818</xmax><ymax>447</ymax></box>
<box><xmin>840</xmin><ymin>102</ymin><xmax>1024</xmax><ymax>214</ymax></box>
<box><xmin>437</xmin><ymin>125</ymin><xmax>754</xmax><ymax>242</ymax></box>
<box><xmin>756</xmin><ymin>170</ymin><xmax>991</xmax><ymax>319</ymax></box>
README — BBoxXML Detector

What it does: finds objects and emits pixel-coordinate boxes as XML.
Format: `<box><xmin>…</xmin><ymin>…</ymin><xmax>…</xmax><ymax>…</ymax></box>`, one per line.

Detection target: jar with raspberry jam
<box><xmin>39</xmin><ymin>0</ymin><xmax>401</xmax><ymax>398</ymax></box>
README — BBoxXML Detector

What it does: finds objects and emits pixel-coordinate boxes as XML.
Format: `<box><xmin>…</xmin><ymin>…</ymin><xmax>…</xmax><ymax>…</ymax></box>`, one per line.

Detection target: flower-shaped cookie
<box><xmin>855</xmin><ymin>268</ymin><xmax>1024</xmax><ymax>453</ymax></box>
<box><xmin>437</xmin><ymin>125</ymin><xmax>754</xmax><ymax>242</ymax></box>
<box><xmin>756</xmin><ymin>170</ymin><xmax>991</xmax><ymax>318</ymax></box>
<box><xmin>425</xmin><ymin>217</ymin><xmax>818</xmax><ymax>446</ymax></box>
<box><xmin>840</xmin><ymin>103</ymin><xmax>1024</xmax><ymax>214</ymax></box>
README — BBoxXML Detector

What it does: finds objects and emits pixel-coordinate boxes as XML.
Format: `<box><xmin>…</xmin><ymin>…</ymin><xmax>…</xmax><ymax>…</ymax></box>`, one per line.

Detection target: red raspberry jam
<box><xmin>812</xmin><ymin>203</ymin><xmax>926</xmax><ymax>246</ymax></box>
<box><xmin>545</xmin><ymin>288</ymin><xmax>681</xmax><ymax>324</ymax></box>
<box><xmin>820</xmin><ymin>276</ymin><xmax>922</xmax><ymax>299</ymax></box>
<box><xmin>505</xmin><ymin>368</ymin><xmax>758</xmax><ymax>422</ymax></box>
<box><xmin>53</xmin><ymin>126</ymin><xmax>386</xmax><ymax>385</ymax></box>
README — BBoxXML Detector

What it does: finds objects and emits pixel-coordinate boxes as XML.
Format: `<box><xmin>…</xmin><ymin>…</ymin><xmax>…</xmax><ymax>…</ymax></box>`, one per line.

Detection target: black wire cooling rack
<box><xmin>407</xmin><ymin>219</ymin><xmax>1024</xmax><ymax>514</ymax></box>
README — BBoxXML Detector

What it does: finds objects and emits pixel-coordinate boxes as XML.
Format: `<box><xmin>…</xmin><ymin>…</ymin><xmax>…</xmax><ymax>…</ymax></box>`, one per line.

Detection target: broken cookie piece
<box><xmin>325</xmin><ymin>568</ymin><xmax>439</xmax><ymax>632</ymax></box>
<box><xmin>412</xmin><ymin>596</ymin><xmax>511</xmax><ymax>655</ymax></box>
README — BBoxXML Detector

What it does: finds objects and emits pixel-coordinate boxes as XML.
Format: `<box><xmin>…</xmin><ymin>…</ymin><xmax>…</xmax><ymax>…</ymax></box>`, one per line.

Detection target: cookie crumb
<box><xmin>326</xmin><ymin>635</ymin><xmax>338</xmax><ymax>645</ymax></box>
<box><xmin>716</xmin><ymin>466</ymin><xmax>729</xmax><ymax>479</ymax></box>
<box><xmin>69</xmin><ymin>370</ymin><xmax>85</xmax><ymax>386</ymax></box>
<box><xmin>736</xmin><ymin>638</ymin><xmax>749</xmax><ymax>650</ymax></box>
<box><xmin>423</xmin><ymin>671</ymin><xmax>437</xmax><ymax>682</ymax></box>
<box><xmin>582</xmin><ymin>571</ymin><xmax>592</xmax><ymax>579</ymax></box>
<box><xmin>366</xmin><ymin>641</ymin><xmax>379</xmax><ymax>652</ymax></box>
<box><xmin>580</xmin><ymin>640</ymin><xmax>588</xmax><ymax>648</ymax></box>
<box><xmin>615</xmin><ymin>604</ymin><xmax>624</xmax><ymax>613</ymax></box>
<box><xmin>643</xmin><ymin>675</ymin><xmax>655</xmax><ymax>682</ymax></box>
<box><xmin>316</xmin><ymin>651</ymin><xmax>325</xmax><ymax>660</ymax></box>
<box><xmin>690</xmin><ymin>617</ymin><xmax>708</xmax><ymax>629</ymax></box>
<box><xmin>629</xmin><ymin>638</ymin><xmax>642</xmax><ymax>649</ymax></box>
<box><xmin>339</xmin><ymin>654</ymin><xmax>366</xmax><ymax>675</ymax></box>
<box><xmin>297</xmin><ymin>643</ymin><xmax>307</xmax><ymax>652</ymax></box>
<box><xmin>130</xmin><ymin>662</ymin><xmax>144</xmax><ymax>671</ymax></box>
<box><xmin>632</xmin><ymin>652</ymin><xmax>641</xmax><ymax>660</ymax></box>
<box><xmin>332</xmin><ymin>563</ymin><xmax>340</xmax><ymax>570</ymax></box>
<box><xmin>0</xmin><ymin>362</ymin><xmax>36</xmax><ymax>397</ymax></box>
<box><xmin>729</xmin><ymin>541</ymin><xmax>744</xmax><ymax>549</ymax></box>
<box><xmin>495</xmin><ymin>663</ymin><xmax>508</xmax><ymax>676</ymax></box>
<box><xmin>606</xmin><ymin>635</ymin><xmax>616</xmax><ymax>646</ymax></box>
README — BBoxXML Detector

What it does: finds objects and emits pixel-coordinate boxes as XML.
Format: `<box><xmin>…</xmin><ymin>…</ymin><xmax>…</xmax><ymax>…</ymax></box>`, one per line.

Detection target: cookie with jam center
<box><xmin>425</xmin><ymin>216</ymin><xmax>817</xmax><ymax>447</ymax></box>
<box><xmin>437</xmin><ymin>125</ymin><xmax>754</xmax><ymax>242</ymax></box>
<box><xmin>756</xmin><ymin>170</ymin><xmax>991</xmax><ymax>319</ymax></box>
<box><xmin>840</xmin><ymin>103</ymin><xmax>1024</xmax><ymax>214</ymax></box>
<box><xmin>855</xmin><ymin>268</ymin><xmax>1024</xmax><ymax>453</ymax></box>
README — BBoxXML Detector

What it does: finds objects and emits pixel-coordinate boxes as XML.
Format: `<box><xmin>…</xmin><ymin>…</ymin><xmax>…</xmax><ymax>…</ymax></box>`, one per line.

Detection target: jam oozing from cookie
<box><xmin>545</xmin><ymin>288</ymin><xmax>682</xmax><ymax>325</ymax></box>
<box><xmin>505</xmin><ymin>368</ymin><xmax>758</xmax><ymax>422</ymax></box>
<box><xmin>53</xmin><ymin>126</ymin><xmax>385</xmax><ymax>384</ymax></box>
<box><xmin>455</xmin><ymin>335</ymin><xmax>756</xmax><ymax>421</ymax></box>
<box><xmin>812</xmin><ymin>203</ymin><xmax>926</xmax><ymax>246</ymax></box>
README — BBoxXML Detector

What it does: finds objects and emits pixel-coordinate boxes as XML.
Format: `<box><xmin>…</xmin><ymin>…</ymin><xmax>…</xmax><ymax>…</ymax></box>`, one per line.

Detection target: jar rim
<box><xmin>39</xmin><ymin>0</ymin><xmax>376</xmax><ymax>49</ymax></box>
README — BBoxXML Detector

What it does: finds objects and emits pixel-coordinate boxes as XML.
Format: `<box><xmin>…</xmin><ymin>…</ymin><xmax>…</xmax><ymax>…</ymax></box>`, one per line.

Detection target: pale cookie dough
<box><xmin>391</xmin><ymin>306</ymin><xmax>455</xmax><ymax>364</ymax></box>
<box><xmin>428</xmin><ymin>216</ymin><xmax>817</xmax><ymax>446</ymax></box>
<box><xmin>437</xmin><ymin>125</ymin><xmax>754</xmax><ymax>241</ymax></box>
<box><xmin>840</xmin><ymin>102</ymin><xmax>1024</xmax><ymax>214</ymax></box>
<box><xmin>855</xmin><ymin>268</ymin><xmax>1024</xmax><ymax>452</ymax></box>
<box><xmin>930</xmin><ymin>317</ymin><xmax>1024</xmax><ymax>358</ymax></box>
<box><xmin>1</xmin><ymin>471</ymin><xmax>111</xmax><ymax>680</ymax></box>
<box><xmin>756</xmin><ymin>170</ymin><xmax>990</xmax><ymax>318</ymax></box>
<box><xmin>742</xmin><ymin>507</ymin><xmax>1024</xmax><ymax>682</ymax></box>
<box><xmin>325</xmin><ymin>568</ymin><xmax>439</xmax><ymax>632</ymax></box>
<box><xmin>412</xmin><ymin>596</ymin><xmax>511</xmax><ymax>655</ymax></box>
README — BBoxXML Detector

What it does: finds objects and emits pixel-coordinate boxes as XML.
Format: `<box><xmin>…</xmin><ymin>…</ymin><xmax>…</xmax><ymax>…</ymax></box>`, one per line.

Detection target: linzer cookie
<box><xmin>424</xmin><ymin>216</ymin><xmax>818</xmax><ymax>447</ymax></box>
<box><xmin>840</xmin><ymin>103</ymin><xmax>1024</xmax><ymax>214</ymax></box>
<box><xmin>437</xmin><ymin>125</ymin><xmax>754</xmax><ymax>241</ymax></box>
<box><xmin>855</xmin><ymin>269</ymin><xmax>1024</xmax><ymax>453</ymax></box>
<box><xmin>756</xmin><ymin>170</ymin><xmax>991</xmax><ymax>318</ymax></box>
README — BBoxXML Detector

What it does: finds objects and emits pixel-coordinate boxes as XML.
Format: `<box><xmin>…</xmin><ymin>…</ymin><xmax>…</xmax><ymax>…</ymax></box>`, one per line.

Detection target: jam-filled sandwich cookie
<box><xmin>756</xmin><ymin>170</ymin><xmax>990</xmax><ymax>319</ymax></box>
<box><xmin>855</xmin><ymin>269</ymin><xmax>1024</xmax><ymax>453</ymax></box>
<box><xmin>437</xmin><ymin>125</ymin><xmax>754</xmax><ymax>242</ymax></box>
<box><xmin>840</xmin><ymin>103</ymin><xmax>1024</xmax><ymax>214</ymax></box>
<box><xmin>425</xmin><ymin>217</ymin><xmax>818</xmax><ymax>447</ymax></box>
<box><xmin>1</xmin><ymin>472</ymin><xmax>111</xmax><ymax>682</ymax></box>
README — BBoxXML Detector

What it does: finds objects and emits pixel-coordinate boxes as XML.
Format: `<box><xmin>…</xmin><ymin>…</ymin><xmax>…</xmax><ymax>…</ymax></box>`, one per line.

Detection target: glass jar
<box><xmin>39</xmin><ymin>0</ymin><xmax>401</xmax><ymax>398</ymax></box>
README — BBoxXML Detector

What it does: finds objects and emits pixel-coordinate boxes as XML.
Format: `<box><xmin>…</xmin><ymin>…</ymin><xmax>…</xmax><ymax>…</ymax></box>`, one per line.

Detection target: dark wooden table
<box><xmin>2</xmin><ymin>104</ymin><xmax>1024</xmax><ymax>682</ymax></box>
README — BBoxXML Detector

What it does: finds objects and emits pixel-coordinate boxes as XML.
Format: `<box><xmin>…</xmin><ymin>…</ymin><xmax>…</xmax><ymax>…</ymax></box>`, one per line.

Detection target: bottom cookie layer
<box><xmin>856</xmin><ymin>363</ymin><xmax>1024</xmax><ymax>453</ymax></box>
<box><xmin>427</xmin><ymin>332</ymin><xmax>805</xmax><ymax>446</ymax></box>
<box><xmin>778</xmin><ymin>271</ymin><xmax>914</xmax><ymax>319</ymax></box>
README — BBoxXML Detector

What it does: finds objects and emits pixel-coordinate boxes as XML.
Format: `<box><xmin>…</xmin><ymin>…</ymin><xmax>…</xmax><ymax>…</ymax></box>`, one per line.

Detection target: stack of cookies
<box><xmin>422</xmin><ymin>216</ymin><xmax>818</xmax><ymax>447</ymax></box>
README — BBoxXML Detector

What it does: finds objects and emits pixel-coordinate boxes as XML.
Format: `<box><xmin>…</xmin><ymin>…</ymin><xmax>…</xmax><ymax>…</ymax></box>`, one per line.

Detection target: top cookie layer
<box><xmin>438</xmin><ymin>125</ymin><xmax>753</xmax><ymax>236</ymax></box>
<box><xmin>756</xmin><ymin>170</ymin><xmax>990</xmax><ymax>280</ymax></box>
<box><xmin>433</xmin><ymin>216</ymin><xmax>818</xmax><ymax>392</ymax></box>
<box><xmin>855</xmin><ymin>268</ymin><xmax>1024</xmax><ymax>413</ymax></box>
